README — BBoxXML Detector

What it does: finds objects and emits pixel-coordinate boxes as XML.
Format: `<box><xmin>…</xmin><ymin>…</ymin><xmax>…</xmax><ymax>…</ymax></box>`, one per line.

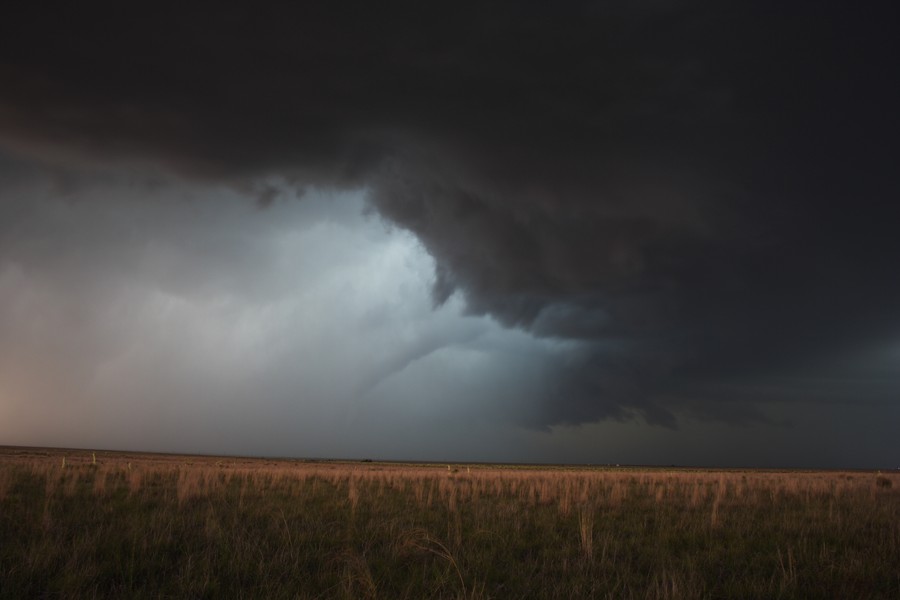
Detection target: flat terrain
<box><xmin>1</xmin><ymin>447</ymin><xmax>897</xmax><ymax>599</ymax></box>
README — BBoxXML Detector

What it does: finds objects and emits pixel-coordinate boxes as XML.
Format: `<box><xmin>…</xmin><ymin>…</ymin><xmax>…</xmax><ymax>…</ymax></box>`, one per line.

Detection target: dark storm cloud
<box><xmin>2</xmin><ymin>1</ymin><xmax>899</xmax><ymax>429</ymax></box>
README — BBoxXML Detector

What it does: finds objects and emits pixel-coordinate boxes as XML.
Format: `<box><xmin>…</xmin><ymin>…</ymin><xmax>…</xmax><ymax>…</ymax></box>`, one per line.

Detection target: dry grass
<box><xmin>1</xmin><ymin>447</ymin><xmax>898</xmax><ymax>598</ymax></box>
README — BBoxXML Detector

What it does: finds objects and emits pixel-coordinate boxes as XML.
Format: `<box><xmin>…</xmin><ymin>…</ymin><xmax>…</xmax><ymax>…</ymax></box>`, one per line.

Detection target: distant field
<box><xmin>1</xmin><ymin>447</ymin><xmax>898</xmax><ymax>599</ymax></box>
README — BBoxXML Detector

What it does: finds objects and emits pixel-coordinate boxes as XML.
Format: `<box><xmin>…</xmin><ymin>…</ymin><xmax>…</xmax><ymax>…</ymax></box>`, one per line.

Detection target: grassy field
<box><xmin>0</xmin><ymin>447</ymin><xmax>897</xmax><ymax>599</ymax></box>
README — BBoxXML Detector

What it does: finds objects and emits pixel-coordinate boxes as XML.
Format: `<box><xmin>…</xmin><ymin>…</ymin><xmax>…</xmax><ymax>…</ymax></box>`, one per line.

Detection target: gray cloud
<box><xmin>0</xmin><ymin>172</ymin><xmax>499</xmax><ymax>453</ymax></box>
<box><xmin>4</xmin><ymin>168</ymin><xmax>664</xmax><ymax>460</ymax></box>
<box><xmin>1</xmin><ymin>2</ymin><xmax>899</xmax><ymax>459</ymax></box>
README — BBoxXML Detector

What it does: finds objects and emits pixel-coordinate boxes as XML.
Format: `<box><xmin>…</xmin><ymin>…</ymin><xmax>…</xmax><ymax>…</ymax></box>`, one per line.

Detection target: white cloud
<box><xmin>0</xmin><ymin>172</ymin><xmax>569</xmax><ymax>457</ymax></box>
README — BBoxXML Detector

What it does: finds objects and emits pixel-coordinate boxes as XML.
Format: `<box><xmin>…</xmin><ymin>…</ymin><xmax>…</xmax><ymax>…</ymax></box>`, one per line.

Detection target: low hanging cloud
<box><xmin>0</xmin><ymin>174</ymin><xmax>540</xmax><ymax>454</ymax></box>
<box><xmin>1</xmin><ymin>1</ymin><xmax>899</xmax><ymax>434</ymax></box>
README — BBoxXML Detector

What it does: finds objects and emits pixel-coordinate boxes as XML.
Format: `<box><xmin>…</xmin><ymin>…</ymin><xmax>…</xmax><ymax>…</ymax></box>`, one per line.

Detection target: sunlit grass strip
<box><xmin>0</xmin><ymin>451</ymin><xmax>898</xmax><ymax>599</ymax></box>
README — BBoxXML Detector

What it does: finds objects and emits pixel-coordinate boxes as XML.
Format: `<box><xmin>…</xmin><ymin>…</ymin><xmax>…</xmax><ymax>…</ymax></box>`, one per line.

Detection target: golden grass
<box><xmin>0</xmin><ymin>447</ymin><xmax>898</xmax><ymax>598</ymax></box>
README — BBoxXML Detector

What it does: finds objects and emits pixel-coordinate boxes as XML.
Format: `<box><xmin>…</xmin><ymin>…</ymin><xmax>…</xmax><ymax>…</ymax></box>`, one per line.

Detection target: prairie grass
<box><xmin>0</xmin><ymin>448</ymin><xmax>898</xmax><ymax>599</ymax></box>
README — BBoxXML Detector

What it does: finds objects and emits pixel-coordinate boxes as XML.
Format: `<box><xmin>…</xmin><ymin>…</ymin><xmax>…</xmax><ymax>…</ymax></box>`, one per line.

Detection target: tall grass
<box><xmin>1</xmin><ymin>448</ymin><xmax>898</xmax><ymax>599</ymax></box>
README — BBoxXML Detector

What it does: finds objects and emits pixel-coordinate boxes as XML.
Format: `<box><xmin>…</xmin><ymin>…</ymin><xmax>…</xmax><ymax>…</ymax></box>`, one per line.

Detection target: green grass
<box><xmin>0</xmin><ymin>450</ymin><xmax>898</xmax><ymax>599</ymax></box>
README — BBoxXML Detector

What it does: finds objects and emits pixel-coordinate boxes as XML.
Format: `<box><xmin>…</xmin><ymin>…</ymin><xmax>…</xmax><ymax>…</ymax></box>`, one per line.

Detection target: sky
<box><xmin>1</xmin><ymin>2</ymin><xmax>898</xmax><ymax>468</ymax></box>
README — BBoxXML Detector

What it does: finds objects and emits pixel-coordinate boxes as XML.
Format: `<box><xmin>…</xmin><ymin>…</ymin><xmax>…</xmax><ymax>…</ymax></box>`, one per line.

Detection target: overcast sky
<box><xmin>1</xmin><ymin>2</ymin><xmax>898</xmax><ymax>468</ymax></box>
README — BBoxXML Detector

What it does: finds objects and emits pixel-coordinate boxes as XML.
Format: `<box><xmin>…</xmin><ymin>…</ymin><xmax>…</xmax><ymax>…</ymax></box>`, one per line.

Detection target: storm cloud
<box><xmin>1</xmin><ymin>2</ymin><xmax>899</xmax><ymax>464</ymax></box>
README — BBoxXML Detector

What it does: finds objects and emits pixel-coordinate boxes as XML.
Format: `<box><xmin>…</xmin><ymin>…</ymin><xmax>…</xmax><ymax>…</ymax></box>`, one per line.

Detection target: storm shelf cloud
<box><xmin>0</xmin><ymin>2</ymin><xmax>898</xmax><ymax>467</ymax></box>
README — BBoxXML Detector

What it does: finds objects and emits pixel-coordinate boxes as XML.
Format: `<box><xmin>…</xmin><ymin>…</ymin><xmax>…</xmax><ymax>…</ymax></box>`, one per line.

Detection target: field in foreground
<box><xmin>0</xmin><ymin>448</ymin><xmax>898</xmax><ymax>599</ymax></box>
